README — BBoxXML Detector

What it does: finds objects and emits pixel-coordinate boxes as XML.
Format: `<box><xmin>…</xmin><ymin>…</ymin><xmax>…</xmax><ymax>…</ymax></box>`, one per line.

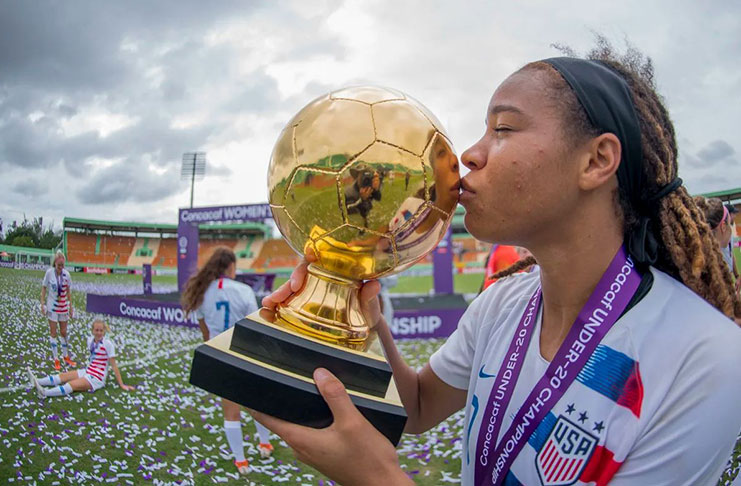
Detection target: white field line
<box><xmin>0</xmin><ymin>343</ymin><xmax>198</xmax><ymax>393</ymax></box>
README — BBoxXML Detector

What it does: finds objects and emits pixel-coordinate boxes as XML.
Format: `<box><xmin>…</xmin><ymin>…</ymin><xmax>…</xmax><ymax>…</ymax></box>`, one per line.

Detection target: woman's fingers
<box><xmin>262</xmin><ymin>281</ymin><xmax>294</xmax><ymax>309</ymax></box>
<box><xmin>359</xmin><ymin>280</ymin><xmax>381</xmax><ymax>303</ymax></box>
<box><xmin>290</xmin><ymin>261</ymin><xmax>309</xmax><ymax>292</ymax></box>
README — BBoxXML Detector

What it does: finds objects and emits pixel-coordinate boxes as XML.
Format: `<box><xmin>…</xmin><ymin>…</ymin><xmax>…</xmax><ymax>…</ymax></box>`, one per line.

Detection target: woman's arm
<box><xmin>375</xmin><ymin>314</ymin><xmax>467</xmax><ymax>433</ymax></box>
<box><xmin>40</xmin><ymin>286</ymin><xmax>47</xmax><ymax>314</ymax></box>
<box><xmin>109</xmin><ymin>357</ymin><xmax>135</xmax><ymax>391</ymax></box>
<box><xmin>198</xmin><ymin>318</ymin><xmax>209</xmax><ymax>341</ymax></box>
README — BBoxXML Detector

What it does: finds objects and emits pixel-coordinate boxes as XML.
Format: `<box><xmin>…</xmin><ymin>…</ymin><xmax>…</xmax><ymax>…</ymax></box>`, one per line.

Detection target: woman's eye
<box><xmin>493</xmin><ymin>126</ymin><xmax>511</xmax><ymax>133</ymax></box>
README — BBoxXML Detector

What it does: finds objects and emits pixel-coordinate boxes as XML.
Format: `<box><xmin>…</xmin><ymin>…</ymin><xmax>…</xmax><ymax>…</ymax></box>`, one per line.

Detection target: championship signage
<box><xmin>87</xmin><ymin>294</ymin><xmax>197</xmax><ymax>327</ymax></box>
<box><xmin>177</xmin><ymin>203</ymin><xmax>272</xmax><ymax>292</ymax></box>
<box><xmin>390</xmin><ymin>307</ymin><xmax>464</xmax><ymax>339</ymax></box>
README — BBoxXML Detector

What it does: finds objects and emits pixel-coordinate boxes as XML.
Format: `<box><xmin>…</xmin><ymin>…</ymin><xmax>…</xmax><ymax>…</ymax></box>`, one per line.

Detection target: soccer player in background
<box><xmin>28</xmin><ymin>319</ymin><xmax>134</xmax><ymax>397</ymax></box>
<box><xmin>257</xmin><ymin>40</ymin><xmax>741</xmax><ymax>485</ymax></box>
<box><xmin>181</xmin><ymin>247</ymin><xmax>275</xmax><ymax>475</ymax></box>
<box><xmin>40</xmin><ymin>250</ymin><xmax>76</xmax><ymax>370</ymax></box>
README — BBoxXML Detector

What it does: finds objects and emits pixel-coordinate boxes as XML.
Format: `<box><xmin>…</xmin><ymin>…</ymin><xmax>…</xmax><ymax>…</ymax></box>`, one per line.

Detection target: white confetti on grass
<box><xmin>0</xmin><ymin>268</ymin><xmax>468</xmax><ymax>485</ymax></box>
<box><xmin>3</xmin><ymin>268</ymin><xmax>736</xmax><ymax>485</ymax></box>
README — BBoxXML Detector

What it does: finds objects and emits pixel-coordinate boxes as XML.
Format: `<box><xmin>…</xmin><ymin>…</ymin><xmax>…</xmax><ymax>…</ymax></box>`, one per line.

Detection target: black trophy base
<box><xmin>189</xmin><ymin>314</ymin><xmax>407</xmax><ymax>446</ymax></box>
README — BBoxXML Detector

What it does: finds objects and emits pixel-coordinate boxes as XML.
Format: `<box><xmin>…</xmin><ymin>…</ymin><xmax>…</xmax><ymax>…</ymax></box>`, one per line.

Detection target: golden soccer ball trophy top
<box><xmin>268</xmin><ymin>86</ymin><xmax>460</xmax><ymax>348</ymax></box>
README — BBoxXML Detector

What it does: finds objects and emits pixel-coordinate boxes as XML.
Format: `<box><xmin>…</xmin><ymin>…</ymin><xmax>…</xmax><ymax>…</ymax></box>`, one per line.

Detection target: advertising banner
<box><xmin>390</xmin><ymin>307</ymin><xmax>464</xmax><ymax>339</ymax></box>
<box><xmin>0</xmin><ymin>262</ymin><xmax>48</xmax><ymax>271</ymax></box>
<box><xmin>87</xmin><ymin>294</ymin><xmax>197</xmax><ymax>327</ymax></box>
<box><xmin>176</xmin><ymin>222</ymin><xmax>199</xmax><ymax>292</ymax></box>
<box><xmin>177</xmin><ymin>203</ymin><xmax>273</xmax><ymax>292</ymax></box>
<box><xmin>178</xmin><ymin>203</ymin><xmax>272</xmax><ymax>225</ymax></box>
<box><xmin>433</xmin><ymin>227</ymin><xmax>454</xmax><ymax>294</ymax></box>
<box><xmin>143</xmin><ymin>264</ymin><xmax>152</xmax><ymax>295</ymax></box>
<box><xmin>84</xmin><ymin>267</ymin><xmax>110</xmax><ymax>274</ymax></box>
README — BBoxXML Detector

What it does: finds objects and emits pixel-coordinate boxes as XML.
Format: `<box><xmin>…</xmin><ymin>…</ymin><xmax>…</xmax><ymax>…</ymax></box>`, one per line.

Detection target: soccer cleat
<box><xmin>63</xmin><ymin>356</ymin><xmax>76</xmax><ymax>367</ymax></box>
<box><xmin>234</xmin><ymin>459</ymin><xmax>249</xmax><ymax>475</ymax></box>
<box><xmin>27</xmin><ymin>369</ymin><xmax>45</xmax><ymax>399</ymax></box>
<box><xmin>258</xmin><ymin>443</ymin><xmax>274</xmax><ymax>459</ymax></box>
<box><xmin>53</xmin><ymin>359</ymin><xmax>61</xmax><ymax>371</ymax></box>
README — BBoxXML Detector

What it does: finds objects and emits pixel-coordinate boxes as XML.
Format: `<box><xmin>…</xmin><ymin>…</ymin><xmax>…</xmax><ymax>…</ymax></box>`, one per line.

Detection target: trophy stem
<box><xmin>275</xmin><ymin>264</ymin><xmax>369</xmax><ymax>347</ymax></box>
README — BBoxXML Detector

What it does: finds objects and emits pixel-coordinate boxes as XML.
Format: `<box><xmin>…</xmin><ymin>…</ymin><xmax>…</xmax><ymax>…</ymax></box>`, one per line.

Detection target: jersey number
<box><xmin>215</xmin><ymin>301</ymin><xmax>230</xmax><ymax>331</ymax></box>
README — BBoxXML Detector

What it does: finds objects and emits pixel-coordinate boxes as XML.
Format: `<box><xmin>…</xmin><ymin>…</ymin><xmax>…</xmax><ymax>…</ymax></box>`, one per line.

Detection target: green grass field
<box><xmin>0</xmin><ymin>268</ymin><xmax>738</xmax><ymax>485</ymax></box>
<box><xmin>0</xmin><ymin>268</ymin><xmax>464</xmax><ymax>485</ymax></box>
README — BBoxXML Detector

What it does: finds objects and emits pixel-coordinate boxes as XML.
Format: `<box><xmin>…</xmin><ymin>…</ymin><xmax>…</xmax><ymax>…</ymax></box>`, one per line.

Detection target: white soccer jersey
<box><xmin>43</xmin><ymin>268</ymin><xmax>71</xmax><ymax>314</ymax></box>
<box><xmin>85</xmin><ymin>336</ymin><xmax>115</xmax><ymax>383</ymax></box>
<box><xmin>194</xmin><ymin>278</ymin><xmax>258</xmax><ymax>339</ymax></box>
<box><xmin>430</xmin><ymin>267</ymin><xmax>741</xmax><ymax>486</ymax></box>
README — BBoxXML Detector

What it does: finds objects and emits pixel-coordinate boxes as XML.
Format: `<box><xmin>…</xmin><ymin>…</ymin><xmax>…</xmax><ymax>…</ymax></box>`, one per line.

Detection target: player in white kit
<box><xmin>254</xmin><ymin>43</ymin><xmax>741</xmax><ymax>486</ymax></box>
<box><xmin>40</xmin><ymin>250</ymin><xmax>76</xmax><ymax>370</ymax></box>
<box><xmin>182</xmin><ymin>247</ymin><xmax>275</xmax><ymax>475</ymax></box>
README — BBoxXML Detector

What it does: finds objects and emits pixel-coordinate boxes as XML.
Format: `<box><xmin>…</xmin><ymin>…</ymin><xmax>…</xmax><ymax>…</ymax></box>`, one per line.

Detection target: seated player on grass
<box><xmin>27</xmin><ymin>319</ymin><xmax>135</xmax><ymax>398</ymax></box>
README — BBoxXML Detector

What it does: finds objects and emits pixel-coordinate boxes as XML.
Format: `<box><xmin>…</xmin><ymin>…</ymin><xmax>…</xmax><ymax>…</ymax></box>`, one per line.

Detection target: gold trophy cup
<box><xmin>190</xmin><ymin>86</ymin><xmax>460</xmax><ymax>445</ymax></box>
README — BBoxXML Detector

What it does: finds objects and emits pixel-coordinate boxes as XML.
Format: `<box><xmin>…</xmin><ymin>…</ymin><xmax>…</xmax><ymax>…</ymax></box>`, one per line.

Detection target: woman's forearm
<box><xmin>375</xmin><ymin>318</ymin><xmax>423</xmax><ymax>432</ymax></box>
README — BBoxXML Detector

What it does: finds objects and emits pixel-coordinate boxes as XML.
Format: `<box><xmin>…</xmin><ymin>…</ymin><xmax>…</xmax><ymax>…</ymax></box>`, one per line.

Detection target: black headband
<box><xmin>543</xmin><ymin>57</ymin><xmax>644</xmax><ymax>206</ymax></box>
<box><xmin>542</xmin><ymin>57</ymin><xmax>681</xmax><ymax>265</ymax></box>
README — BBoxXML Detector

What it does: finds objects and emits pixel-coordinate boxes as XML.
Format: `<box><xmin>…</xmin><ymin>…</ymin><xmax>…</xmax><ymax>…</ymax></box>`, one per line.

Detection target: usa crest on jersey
<box><xmin>535</xmin><ymin>416</ymin><xmax>597</xmax><ymax>485</ymax></box>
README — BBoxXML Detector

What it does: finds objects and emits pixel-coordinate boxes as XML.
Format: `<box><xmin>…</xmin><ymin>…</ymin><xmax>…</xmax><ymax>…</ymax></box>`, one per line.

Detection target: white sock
<box><xmin>60</xmin><ymin>337</ymin><xmax>69</xmax><ymax>357</ymax></box>
<box><xmin>50</xmin><ymin>338</ymin><xmax>58</xmax><ymax>359</ymax></box>
<box><xmin>224</xmin><ymin>420</ymin><xmax>245</xmax><ymax>462</ymax></box>
<box><xmin>255</xmin><ymin>421</ymin><xmax>271</xmax><ymax>444</ymax></box>
<box><xmin>44</xmin><ymin>383</ymin><xmax>72</xmax><ymax>397</ymax></box>
<box><xmin>38</xmin><ymin>374</ymin><xmax>61</xmax><ymax>386</ymax></box>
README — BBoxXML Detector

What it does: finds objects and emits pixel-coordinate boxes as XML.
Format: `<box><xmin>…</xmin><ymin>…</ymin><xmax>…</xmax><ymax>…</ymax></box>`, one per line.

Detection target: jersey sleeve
<box><xmin>234</xmin><ymin>283</ymin><xmax>258</xmax><ymax>320</ymax></box>
<box><xmin>105</xmin><ymin>338</ymin><xmax>116</xmax><ymax>359</ymax></box>
<box><xmin>610</xmin><ymin>324</ymin><xmax>741</xmax><ymax>486</ymax></box>
<box><xmin>194</xmin><ymin>305</ymin><xmax>205</xmax><ymax>320</ymax></box>
<box><xmin>42</xmin><ymin>269</ymin><xmax>52</xmax><ymax>288</ymax></box>
<box><xmin>428</xmin><ymin>297</ymin><xmax>483</xmax><ymax>390</ymax></box>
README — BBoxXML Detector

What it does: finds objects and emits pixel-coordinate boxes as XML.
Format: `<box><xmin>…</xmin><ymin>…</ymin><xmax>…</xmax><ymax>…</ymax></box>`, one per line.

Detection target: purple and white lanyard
<box><xmin>56</xmin><ymin>272</ymin><xmax>64</xmax><ymax>297</ymax></box>
<box><xmin>474</xmin><ymin>246</ymin><xmax>641</xmax><ymax>485</ymax></box>
<box><xmin>89</xmin><ymin>338</ymin><xmax>101</xmax><ymax>360</ymax></box>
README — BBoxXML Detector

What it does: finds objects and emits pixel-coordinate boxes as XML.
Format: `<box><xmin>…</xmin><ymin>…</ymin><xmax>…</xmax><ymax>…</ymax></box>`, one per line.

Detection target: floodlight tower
<box><xmin>181</xmin><ymin>152</ymin><xmax>206</xmax><ymax>208</ymax></box>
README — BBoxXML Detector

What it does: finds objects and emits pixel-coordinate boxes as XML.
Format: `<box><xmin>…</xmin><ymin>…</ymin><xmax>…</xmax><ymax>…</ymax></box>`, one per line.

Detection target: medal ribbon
<box><xmin>56</xmin><ymin>271</ymin><xmax>64</xmax><ymax>298</ymax></box>
<box><xmin>474</xmin><ymin>246</ymin><xmax>641</xmax><ymax>485</ymax></box>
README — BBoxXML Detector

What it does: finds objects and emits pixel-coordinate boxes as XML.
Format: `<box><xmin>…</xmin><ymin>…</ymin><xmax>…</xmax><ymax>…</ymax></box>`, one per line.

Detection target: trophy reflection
<box><xmin>189</xmin><ymin>86</ymin><xmax>460</xmax><ymax>445</ymax></box>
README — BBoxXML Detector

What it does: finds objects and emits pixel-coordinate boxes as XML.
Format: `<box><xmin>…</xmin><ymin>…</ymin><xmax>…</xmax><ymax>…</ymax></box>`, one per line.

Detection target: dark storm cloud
<box><xmin>13</xmin><ymin>179</ymin><xmax>48</xmax><ymax>197</ymax></box>
<box><xmin>76</xmin><ymin>158</ymin><xmax>180</xmax><ymax>204</ymax></box>
<box><xmin>697</xmin><ymin>140</ymin><xmax>735</xmax><ymax>165</ymax></box>
<box><xmin>0</xmin><ymin>1</ymin><xmax>346</xmax><ymax>209</ymax></box>
<box><xmin>0</xmin><ymin>1</ymin><xmax>251</xmax><ymax>93</ymax></box>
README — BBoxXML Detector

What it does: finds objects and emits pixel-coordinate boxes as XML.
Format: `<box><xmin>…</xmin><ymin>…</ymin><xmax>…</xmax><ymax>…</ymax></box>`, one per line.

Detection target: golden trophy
<box><xmin>189</xmin><ymin>86</ymin><xmax>460</xmax><ymax>445</ymax></box>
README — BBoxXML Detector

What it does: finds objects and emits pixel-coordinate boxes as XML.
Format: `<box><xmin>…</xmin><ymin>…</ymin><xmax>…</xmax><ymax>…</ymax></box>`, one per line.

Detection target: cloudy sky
<box><xmin>1</xmin><ymin>0</ymin><xmax>739</xmax><ymax>232</ymax></box>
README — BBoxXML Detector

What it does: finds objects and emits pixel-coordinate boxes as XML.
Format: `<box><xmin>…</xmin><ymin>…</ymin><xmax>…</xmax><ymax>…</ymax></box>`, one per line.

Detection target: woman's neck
<box><xmin>530</xmin><ymin>218</ymin><xmax>623</xmax><ymax>361</ymax></box>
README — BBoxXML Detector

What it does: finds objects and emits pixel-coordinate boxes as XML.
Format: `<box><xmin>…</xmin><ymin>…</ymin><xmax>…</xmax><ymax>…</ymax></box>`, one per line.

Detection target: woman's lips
<box><xmin>459</xmin><ymin>178</ymin><xmax>475</xmax><ymax>202</ymax></box>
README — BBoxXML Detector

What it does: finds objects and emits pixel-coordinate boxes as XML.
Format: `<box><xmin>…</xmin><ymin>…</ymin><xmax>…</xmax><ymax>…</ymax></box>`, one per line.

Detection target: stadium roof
<box><xmin>0</xmin><ymin>244</ymin><xmax>53</xmax><ymax>257</ymax></box>
<box><xmin>698</xmin><ymin>187</ymin><xmax>741</xmax><ymax>203</ymax></box>
<box><xmin>64</xmin><ymin>217</ymin><xmax>177</xmax><ymax>233</ymax></box>
<box><xmin>63</xmin><ymin>217</ymin><xmax>271</xmax><ymax>236</ymax></box>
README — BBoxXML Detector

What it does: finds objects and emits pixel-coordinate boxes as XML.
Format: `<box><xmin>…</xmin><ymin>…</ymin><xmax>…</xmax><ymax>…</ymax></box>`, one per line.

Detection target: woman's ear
<box><xmin>577</xmin><ymin>133</ymin><xmax>622</xmax><ymax>191</ymax></box>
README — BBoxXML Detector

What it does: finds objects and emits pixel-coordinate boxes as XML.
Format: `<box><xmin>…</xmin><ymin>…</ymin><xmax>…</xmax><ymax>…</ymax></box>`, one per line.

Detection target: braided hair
<box><xmin>494</xmin><ymin>38</ymin><xmax>741</xmax><ymax>320</ymax></box>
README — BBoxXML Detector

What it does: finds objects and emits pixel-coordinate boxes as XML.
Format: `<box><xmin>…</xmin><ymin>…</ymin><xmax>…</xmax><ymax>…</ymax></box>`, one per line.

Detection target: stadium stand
<box><xmin>126</xmin><ymin>237</ymin><xmax>160</xmax><ymax>267</ymax></box>
<box><xmin>251</xmin><ymin>239</ymin><xmax>299</xmax><ymax>271</ymax></box>
<box><xmin>154</xmin><ymin>237</ymin><xmax>177</xmax><ymax>268</ymax></box>
<box><xmin>63</xmin><ymin>217</ymin><xmax>276</xmax><ymax>272</ymax></box>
